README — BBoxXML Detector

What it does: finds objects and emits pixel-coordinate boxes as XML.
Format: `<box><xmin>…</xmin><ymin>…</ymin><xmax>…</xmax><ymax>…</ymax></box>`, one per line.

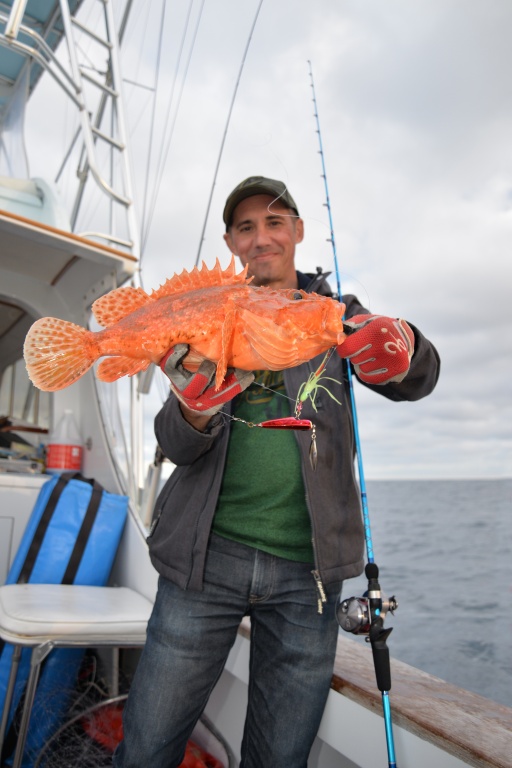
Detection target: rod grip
<box><xmin>369</xmin><ymin>622</ymin><xmax>393</xmax><ymax>692</ymax></box>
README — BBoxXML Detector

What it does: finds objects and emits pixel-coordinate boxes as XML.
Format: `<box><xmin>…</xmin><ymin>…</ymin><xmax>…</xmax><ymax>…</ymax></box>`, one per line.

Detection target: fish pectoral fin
<box><xmin>215</xmin><ymin>308</ymin><xmax>237</xmax><ymax>389</ymax></box>
<box><xmin>241</xmin><ymin>312</ymin><xmax>302</xmax><ymax>369</ymax></box>
<box><xmin>92</xmin><ymin>287</ymin><xmax>152</xmax><ymax>327</ymax></box>
<box><xmin>97</xmin><ymin>356</ymin><xmax>151</xmax><ymax>382</ymax></box>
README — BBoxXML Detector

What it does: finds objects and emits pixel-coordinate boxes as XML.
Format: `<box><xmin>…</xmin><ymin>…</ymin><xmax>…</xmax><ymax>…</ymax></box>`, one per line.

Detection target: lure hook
<box><xmin>295</xmin><ymin>348</ymin><xmax>342</xmax><ymax>415</ymax></box>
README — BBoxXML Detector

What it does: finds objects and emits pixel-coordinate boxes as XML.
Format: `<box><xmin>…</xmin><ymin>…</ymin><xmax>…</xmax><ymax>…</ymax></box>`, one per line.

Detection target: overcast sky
<box><xmin>26</xmin><ymin>0</ymin><xmax>512</xmax><ymax>479</ymax></box>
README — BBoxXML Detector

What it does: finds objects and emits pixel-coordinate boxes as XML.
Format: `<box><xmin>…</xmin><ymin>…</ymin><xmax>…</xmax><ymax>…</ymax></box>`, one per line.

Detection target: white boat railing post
<box><xmin>57</xmin><ymin>2</ymin><xmax>129</xmax><ymax>203</ymax></box>
<box><xmin>4</xmin><ymin>0</ymin><xmax>29</xmax><ymax>40</ymax></box>
<box><xmin>103</xmin><ymin>0</ymin><xmax>141</xmax><ymax>266</ymax></box>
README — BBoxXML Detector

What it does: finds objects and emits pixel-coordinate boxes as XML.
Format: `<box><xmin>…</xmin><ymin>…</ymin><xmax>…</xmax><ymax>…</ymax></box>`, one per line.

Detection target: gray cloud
<box><xmin>24</xmin><ymin>0</ymin><xmax>512</xmax><ymax>479</ymax></box>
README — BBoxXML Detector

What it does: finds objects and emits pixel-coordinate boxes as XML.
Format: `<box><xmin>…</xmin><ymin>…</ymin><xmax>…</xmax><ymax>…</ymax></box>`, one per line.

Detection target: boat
<box><xmin>0</xmin><ymin>2</ymin><xmax>510</xmax><ymax>767</ymax></box>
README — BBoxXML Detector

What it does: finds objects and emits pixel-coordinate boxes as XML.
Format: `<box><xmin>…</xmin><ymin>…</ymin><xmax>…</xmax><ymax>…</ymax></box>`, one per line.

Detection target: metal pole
<box><xmin>4</xmin><ymin>0</ymin><xmax>29</xmax><ymax>40</ymax></box>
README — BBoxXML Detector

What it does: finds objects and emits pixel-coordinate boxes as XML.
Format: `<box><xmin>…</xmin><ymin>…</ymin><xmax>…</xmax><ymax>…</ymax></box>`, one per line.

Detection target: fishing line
<box><xmin>251</xmin><ymin>380</ymin><xmax>295</xmax><ymax>403</ymax></box>
<box><xmin>140</xmin><ymin>0</ymin><xmax>206</xmax><ymax>259</ymax></box>
<box><xmin>195</xmin><ymin>0</ymin><xmax>265</xmax><ymax>266</ymax></box>
<box><xmin>139</xmin><ymin>0</ymin><xmax>169</xmax><ymax>253</ymax></box>
<box><xmin>308</xmin><ymin>60</ymin><xmax>397</xmax><ymax>768</ymax></box>
<box><xmin>123</xmin><ymin>0</ymin><xmax>156</xmax><ymax>94</ymax></box>
<box><xmin>246</xmin><ymin>166</ymin><xmax>372</xmax><ymax>310</ymax></box>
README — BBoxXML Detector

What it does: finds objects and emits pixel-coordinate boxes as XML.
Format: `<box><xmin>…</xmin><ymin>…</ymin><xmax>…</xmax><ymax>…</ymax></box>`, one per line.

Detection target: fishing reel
<box><xmin>336</xmin><ymin>562</ymin><xmax>398</xmax><ymax>636</ymax></box>
<box><xmin>337</xmin><ymin>592</ymin><xmax>398</xmax><ymax>635</ymax></box>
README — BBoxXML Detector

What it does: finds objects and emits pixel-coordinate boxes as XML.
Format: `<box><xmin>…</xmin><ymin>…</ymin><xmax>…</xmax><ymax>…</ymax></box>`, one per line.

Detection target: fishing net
<box><xmin>20</xmin><ymin>652</ymin><xmax>235</xmax><ymax>768</ymax></box>
<box><xmin>35</xmin><ymin>698</ymin><xmax>229</xmax><ymax>768</ymax></box>
<box><xmin>33</xmin><ymin>696</ymin><xmax>126</xmax><ymax>767</ymax></box>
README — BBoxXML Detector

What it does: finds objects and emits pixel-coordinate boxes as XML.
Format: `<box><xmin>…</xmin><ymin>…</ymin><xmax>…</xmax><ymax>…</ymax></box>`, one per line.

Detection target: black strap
<box><xmin>16</xmin><ymin>473</ymin><xmax>73</xmax><ymax>584</ymax></box>
<box><xmin>62</xmin><ymin>480</ymin><xmax>103</xmax><ymax>584</ymax></box>
<box><xmin>17</xmin><ymin>471</ymin><xmax>103</xmax><ymax>586</ymax></box>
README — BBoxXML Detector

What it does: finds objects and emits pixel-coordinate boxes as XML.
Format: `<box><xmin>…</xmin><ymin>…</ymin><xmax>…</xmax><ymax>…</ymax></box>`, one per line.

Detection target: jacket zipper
<box><xmin>312</xmin><ymin>568</ymin><xmax>327</xmax><ymax>614</ymax></box>
<box><xmin>286</xmin><ymin>360</ymin><xmax>328</xmax><ymax>614</ymax></box>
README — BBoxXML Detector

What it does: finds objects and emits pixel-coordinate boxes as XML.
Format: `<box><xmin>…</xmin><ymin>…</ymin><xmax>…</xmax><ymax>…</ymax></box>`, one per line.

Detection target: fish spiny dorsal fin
<box><xmin>150</xmin><ymin>256</ymin><xmax>252</xmax><ymax>301</ymax></box>
<box><xmin>200</xmin><ymin>259</ymin><xmax>223</xmax><ymax>285</ymax></box>
<box><xmin>92</xmin><ymin>286</ymin><xmax>152</xmax><ymax>327</ymax></box>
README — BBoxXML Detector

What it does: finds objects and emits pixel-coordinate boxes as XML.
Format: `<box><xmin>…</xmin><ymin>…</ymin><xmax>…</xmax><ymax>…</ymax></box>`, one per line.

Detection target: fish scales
<box><xmin>23</xmin><ymin>258</ymin><xmax>346</xmax><ymax>392</ymax></box>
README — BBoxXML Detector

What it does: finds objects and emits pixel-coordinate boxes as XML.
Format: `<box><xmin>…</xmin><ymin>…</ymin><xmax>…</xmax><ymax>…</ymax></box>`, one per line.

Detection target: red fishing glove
<box><xmin>337</xmin><ymin>314</ymin><xmax>415</xmax><ymax>385</ymax></box>
<box><xmin>160</xmin><ymin>344</ymin><xmax>254</xmax><ymax>416</ymax></box>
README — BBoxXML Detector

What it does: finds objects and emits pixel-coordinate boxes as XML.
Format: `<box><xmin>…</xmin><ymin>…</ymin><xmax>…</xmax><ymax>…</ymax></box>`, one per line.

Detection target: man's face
<box><xmin>224</xmin><ymin>194</ymin><xmax>304</xmax><ymax>289</ymax></box>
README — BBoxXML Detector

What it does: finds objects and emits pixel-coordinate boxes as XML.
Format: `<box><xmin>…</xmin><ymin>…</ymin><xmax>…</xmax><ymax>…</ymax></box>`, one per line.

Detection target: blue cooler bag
<box><xmin>0</xmin><ymin>472</ymin><xmax>128</xmax><ymax>766</ymax></box>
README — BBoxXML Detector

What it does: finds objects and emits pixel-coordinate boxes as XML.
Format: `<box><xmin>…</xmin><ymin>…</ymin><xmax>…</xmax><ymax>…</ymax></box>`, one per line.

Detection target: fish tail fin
<box><xmin>24</xmin><ymin>318</ymin><xmax>97</xmax><ymax>391</ymax></box>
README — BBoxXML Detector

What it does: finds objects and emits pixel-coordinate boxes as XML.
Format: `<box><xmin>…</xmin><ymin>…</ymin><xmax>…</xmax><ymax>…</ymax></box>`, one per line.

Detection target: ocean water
<box><xmin>344</xmin><ymin>478</ymin><xmax>512</xmax><ymax>708</ymax></box>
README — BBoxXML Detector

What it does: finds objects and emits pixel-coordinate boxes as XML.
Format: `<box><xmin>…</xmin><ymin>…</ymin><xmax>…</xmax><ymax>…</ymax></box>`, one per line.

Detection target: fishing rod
<box><xmin>308</xmin><ymin>60</ymin><xmax>398</xmax><ymax>768</ymax></box>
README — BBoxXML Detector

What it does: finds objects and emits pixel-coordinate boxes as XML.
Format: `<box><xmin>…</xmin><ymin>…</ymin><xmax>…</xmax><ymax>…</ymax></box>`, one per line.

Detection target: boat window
<box><xmin>0</xmin><ymin>358</ymin><xmax>51</xmax><ymax>432</ymax></box>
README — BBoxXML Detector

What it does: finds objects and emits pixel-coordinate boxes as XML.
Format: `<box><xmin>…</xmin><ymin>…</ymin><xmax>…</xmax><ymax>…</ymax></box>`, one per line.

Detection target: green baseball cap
<box><xmin>223</xmin><ymin>176</ymin><xmax>299</xmax><ymax>229</ymax></box>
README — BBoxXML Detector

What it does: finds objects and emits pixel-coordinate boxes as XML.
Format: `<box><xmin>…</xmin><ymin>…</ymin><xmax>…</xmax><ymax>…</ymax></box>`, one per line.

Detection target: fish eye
<box><xmin>291</xmin><ymin>291</ymin><xmax>303</xmax><ymax>300</ymax></box>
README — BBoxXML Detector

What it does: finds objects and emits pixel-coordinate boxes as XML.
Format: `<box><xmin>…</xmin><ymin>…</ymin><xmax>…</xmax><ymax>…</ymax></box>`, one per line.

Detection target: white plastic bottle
<box><xmin>46</xmin><ymin>409</ymin><xmax>83</xmax><ymax>473</ymax></box>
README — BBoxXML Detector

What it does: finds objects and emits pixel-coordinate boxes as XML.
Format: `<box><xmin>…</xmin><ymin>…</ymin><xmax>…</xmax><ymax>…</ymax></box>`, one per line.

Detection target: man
<box><xmin>114</xmin><ymin>177</ymin><xmax>440</xmax><ymax>768</ymax></box>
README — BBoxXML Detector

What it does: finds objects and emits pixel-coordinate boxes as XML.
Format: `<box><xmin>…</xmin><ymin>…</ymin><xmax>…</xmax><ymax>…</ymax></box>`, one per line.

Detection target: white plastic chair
<box><xmin>0</xmin><ymin>583</ymin><xmax>153</xmax><ymax>768</ymax></box>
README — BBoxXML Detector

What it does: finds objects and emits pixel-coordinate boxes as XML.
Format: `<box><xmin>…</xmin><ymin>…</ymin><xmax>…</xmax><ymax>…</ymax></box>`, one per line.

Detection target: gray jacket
<box><xmin>148</xmin><ymin>274</ymin><xmax>440</xmax><ymax>591</ymax></box>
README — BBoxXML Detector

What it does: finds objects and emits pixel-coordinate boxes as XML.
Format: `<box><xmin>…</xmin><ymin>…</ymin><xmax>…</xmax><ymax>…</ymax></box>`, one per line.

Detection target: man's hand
<box><xmin>337</xmin><ymin>315</ymin><xmax>415</xmax><ymax>385</ymax></box>
<box><xmin>160</xmin><ymin>344</ymin><xmax>254</xmax><ymax>416</ymax></box>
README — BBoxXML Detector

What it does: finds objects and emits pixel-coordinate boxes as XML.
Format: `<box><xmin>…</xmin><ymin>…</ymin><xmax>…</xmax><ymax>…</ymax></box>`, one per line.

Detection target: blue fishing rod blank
<box><xmin>308</xmin><ymin>60</ymin><xmax>398</xmax><ymax>768</ymax></box>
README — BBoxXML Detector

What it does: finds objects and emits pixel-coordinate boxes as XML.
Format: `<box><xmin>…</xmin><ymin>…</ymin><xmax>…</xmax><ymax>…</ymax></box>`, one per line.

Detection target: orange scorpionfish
<box><xmin>23</xmin><ymin>257</ymin><xmax>346</xmax><ymax>392</ymax></box>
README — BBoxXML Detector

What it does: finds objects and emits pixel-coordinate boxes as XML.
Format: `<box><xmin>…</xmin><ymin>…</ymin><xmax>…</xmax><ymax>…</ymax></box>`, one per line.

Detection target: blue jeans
<box><xmin>113</xmin><ymin>535</ymin><xmax>342</xmax><ymax>768</ymax></box>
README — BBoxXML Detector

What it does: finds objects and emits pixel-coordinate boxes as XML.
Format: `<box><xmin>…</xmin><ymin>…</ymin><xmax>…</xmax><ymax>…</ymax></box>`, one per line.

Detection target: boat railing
<box><xmin>329</xmin><ymin>630</ymin><xmax>512</xmax><ymax>768</ymax></box>
<box><xmin>232</xmin><ymin>619</ymin><xmax>512</xmax><ymax>768</ymax></box>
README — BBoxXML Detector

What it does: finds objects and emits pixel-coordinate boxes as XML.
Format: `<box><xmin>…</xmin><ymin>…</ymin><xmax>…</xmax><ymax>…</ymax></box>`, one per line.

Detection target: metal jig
<box><xmin>227</xmin><ymin>414</ymin><xmax>319</xmax><ymax>471</ymax></box>
<box><xmin>258</xmin><ymin>417</ymin><xmax>313</xmax><ymax>430</ymax></box>
<box><xmin>229</xmin><ymin>415</ymin><xmax>313</xmax><ymax>430</ymax></box>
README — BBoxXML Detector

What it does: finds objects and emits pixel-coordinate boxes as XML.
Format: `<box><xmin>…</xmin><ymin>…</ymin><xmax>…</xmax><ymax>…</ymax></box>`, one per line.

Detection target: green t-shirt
<box><xmin>212</xmin><ymin>371</ymin><xmax>314</xmax><ymax>563</ymax></box>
